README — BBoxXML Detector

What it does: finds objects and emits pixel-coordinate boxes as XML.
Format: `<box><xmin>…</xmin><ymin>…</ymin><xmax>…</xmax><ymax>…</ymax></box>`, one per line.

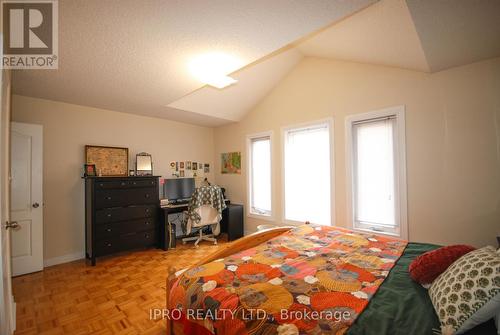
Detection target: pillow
<box><xmin>428</xmin><ymin>246</ymin><xmax>500</xmax><ymax>335</ymax></box>
<box><xmin>409</xmin><ymin>245</ymin><xmax>476</xmax><ymax>285</ymax></box>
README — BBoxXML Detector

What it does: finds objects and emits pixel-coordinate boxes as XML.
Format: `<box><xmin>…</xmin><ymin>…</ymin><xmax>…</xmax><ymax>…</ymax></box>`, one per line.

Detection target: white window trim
<box><xmin>281</xmin><ymin>118</ymin><xmax>335</xmax><ymax>226</ymax></box>
<box><xmin>345</xmin><ymin>106</ymin><xmax>408</xmax><ymax>239</ymax></box>
<box><xmin>246</xmin><ymin>131</ymin><xmax>274</xmax><ymax>221</ymax></box>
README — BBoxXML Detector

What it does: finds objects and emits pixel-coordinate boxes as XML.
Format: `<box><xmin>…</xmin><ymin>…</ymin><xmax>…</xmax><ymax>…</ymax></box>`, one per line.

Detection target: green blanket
<box><xmin>347</xmin><ymin>242</ymin><xmax>497</xmax><ymax>335</ymax></box>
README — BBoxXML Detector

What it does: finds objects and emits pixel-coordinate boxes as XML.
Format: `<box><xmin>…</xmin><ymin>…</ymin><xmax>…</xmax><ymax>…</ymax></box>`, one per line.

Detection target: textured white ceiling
<box><xmin>12</xmin><ymin>0</ymin><xmax>375</xmax><ymax>126</ymax></box>
<box><xmin>297</xmin><ymin>0</ymin><xmax>500</xmax><ymax>73</ymax></box>
<box><xmin>297</xmin><ymin>0</ymin><xmax>429</xmax><ymax>72</ymax></box>
<box><xmin>405</xmin><ymin>0</ymin><xmax>500</xmax><ymax>72</ymax></box>
<box><xmin>12</xmin><ymin>0</ymin><xmax>500</xmax><ymax>127</ymax></box>
<box><xmin>169</xmin><ymin>48</ymin><xmax>303</xmax><ymax>122</ymax></box>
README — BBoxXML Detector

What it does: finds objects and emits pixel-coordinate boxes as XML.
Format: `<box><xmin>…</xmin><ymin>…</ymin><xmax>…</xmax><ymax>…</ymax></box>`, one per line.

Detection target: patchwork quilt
<box><xmin>169</xmin><ymin>225</ymin><xmax>408</xmax><ymax>335</ymax></box>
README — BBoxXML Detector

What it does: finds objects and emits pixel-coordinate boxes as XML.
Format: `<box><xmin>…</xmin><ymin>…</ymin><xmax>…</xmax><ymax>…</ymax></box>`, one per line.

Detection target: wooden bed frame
<box><xmin>165</xmin><ymin>226</ymin><xmax>294</xmax><ymax>334</ymax></box>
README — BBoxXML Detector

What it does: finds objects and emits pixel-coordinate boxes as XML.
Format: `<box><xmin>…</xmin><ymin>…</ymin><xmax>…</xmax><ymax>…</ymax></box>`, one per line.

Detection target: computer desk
<box><xmin>159</xmin><ymin>200</ymin><xmax>243</xmax><ymax>250</ymax></box>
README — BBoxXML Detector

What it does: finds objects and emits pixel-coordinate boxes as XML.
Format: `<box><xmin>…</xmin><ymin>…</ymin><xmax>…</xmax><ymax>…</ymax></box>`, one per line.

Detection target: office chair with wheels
<box><xmin>182</xmin><ymin>205</ymin><xmax>220</xmax><ymax>247</ymax></box>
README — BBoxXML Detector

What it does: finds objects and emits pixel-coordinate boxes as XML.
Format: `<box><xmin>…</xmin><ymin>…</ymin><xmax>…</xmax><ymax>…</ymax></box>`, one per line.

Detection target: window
<box><xmin>283</xmin><ymin>120</ymin><xmax>333</xmax><ymax>225</ymax></box>
<box><xmin>247</xmin><ymin>133</ymin><xmax>272</xmax><ymax>217</ymax></box>
<box><xmin>346</xmin><ymin>106</ymin><xmax>407</xmax><ymax>238</ymax></box>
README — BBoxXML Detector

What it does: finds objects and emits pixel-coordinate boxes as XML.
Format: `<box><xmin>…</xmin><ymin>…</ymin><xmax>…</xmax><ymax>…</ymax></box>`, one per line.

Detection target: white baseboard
<box><xmin>44</xmin><ymin>251</ymin><xmax>85</xmax><ymax>267</ymax></box>
<box><xmin>10</xmin><ymin>299</ymin><xmax>16</xmax><ymax>333</ymax></box>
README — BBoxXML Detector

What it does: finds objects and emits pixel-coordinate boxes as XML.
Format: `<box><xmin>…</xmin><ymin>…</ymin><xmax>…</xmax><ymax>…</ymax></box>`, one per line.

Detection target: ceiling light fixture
<box><xmin>189</xmin><ymin>52</ymin><xmax>241</xmax><ymax>89</ymax></box>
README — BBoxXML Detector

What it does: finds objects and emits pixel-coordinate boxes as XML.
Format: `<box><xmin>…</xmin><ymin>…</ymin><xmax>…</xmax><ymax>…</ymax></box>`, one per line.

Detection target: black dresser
<box><xmin>84</xmin><ymin>176</ymin><xmax>160</xmax><ymax>265</ymax></box>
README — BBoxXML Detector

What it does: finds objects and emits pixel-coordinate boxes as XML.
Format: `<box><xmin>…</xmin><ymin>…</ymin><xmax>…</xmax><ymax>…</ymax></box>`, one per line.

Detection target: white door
<box><xmin>10</xmin><ymin>122</ymin><xmax>43</xmax><ymax>276</ymax></box>
<box><xmin>0</xmin><ymin>47</ymin><xmax>16</xmax><ymax>333</ymax></box>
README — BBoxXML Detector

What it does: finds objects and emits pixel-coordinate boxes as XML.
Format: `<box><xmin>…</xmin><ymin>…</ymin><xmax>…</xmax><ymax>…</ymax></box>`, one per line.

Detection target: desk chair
<box><xmin>181</xmin><ymin>205</ymin><xmax>220</xmax><ymax>247</ymax></box>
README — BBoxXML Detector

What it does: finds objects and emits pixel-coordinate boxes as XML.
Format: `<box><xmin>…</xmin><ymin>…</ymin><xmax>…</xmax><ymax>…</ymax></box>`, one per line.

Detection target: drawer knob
<box><xmin>145</xmin><ymin>208</ymin><xmax>150</xmax><ymax>213</ymax></box>
<box><xmin>121</xmin><ymin>182</ymin><xmax>126</xmax><ymax>186</ymax></box>
<box><xmin>145</xmin><ymin>194</ymin><xmax>150</xmax><ymax>198</ymax></box>
<box><xmin>106</xmin><ymin>196</ymin><xmax>112</xmax><ymax>200</ymax></box>
<box><xmin>145</xmin><ymin>221</ymin><xmax>150</xmax><ymax>225</ymax></box>
<box><xmin>106</xmin><ymin>228</ymin><xmax>112</xmax><ymax>232</ymax></box>
<box><xmin>106</xmin><ymin>243</ymin><xmax>112</xmax><ymax>247</ymax></box>
<box><xmin>107</xmin><ymin>213</ymin><xmax>112</xmax><ymax>217</ymax></box>
<box><xmin>145</xmin><ymin>234</ymin><xmax>150</xmax><ymax>238</ymax></box>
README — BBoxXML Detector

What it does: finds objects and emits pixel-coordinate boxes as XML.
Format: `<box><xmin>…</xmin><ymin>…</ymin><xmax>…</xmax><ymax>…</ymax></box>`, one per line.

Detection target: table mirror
<box><xmin>136</xmin><ymin>152</ymin><xmax>153</xmax><ymax>176</ymax></box>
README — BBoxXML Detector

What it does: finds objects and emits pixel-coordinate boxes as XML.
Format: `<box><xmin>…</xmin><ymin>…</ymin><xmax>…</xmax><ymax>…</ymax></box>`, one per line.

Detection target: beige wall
<box><xmin>12</xmin><ymin>95</ymin><xmax>215</xmax><ymax>263</ymax></box>
<box><xmin>214</xmin><ymin>57</ymin><xmax>500</xmax><ymax>247</ymax></box>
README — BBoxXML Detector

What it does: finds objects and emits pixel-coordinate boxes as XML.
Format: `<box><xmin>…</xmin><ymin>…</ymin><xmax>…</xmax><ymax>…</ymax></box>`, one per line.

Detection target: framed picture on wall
<box><xmin>85</xmin><ymin>145</ymin><xmax>128</xmax><ymax>176</ymax></box>
<box><xmin>221</xmin><ymin>152</ymin><xmax>241</xmax><ymax>174</ymax></box>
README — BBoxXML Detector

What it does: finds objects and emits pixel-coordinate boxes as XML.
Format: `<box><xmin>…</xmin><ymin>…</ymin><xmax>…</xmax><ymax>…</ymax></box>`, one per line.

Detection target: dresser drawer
<box><xmin>95</xmin><ymin>230</ymin><xmax>156</xmax><ymax>256</ymax></box>
<box><xmin>129</xmin><ymin>179</ymin><xmax>157</xmax><ymax>188</ymax></box>
<box><xmin>95</xmin><ymin>180</ymin><xmax>129</xmax><ymax>189</ymax></box>
<box><xmin>95</xmin><ymin>218</ymin><xmax>155</xmax><ymax>237</ymax></box>
<box><xmin>95</xmin><ymin>188</ymin><xmax>157</xmax><ymax>208</ymax></box>
<box><xmin>95</xmin><ymin>205</ymin><xmax>156</xmax><ymax>223</ymax></box>
<box><xmin>95</xmin><ymin>179</ymin><xmax>157</xmax><ymax>190</ymax></box>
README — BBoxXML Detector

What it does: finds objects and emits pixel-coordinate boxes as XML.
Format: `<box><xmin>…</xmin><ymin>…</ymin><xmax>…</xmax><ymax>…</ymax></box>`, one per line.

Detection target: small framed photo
<box><xmin>179</xmin><ymin>170</ymin><xmax>185</xmax><ymax>177</ymax></box>
<box><xmin>84</xmin><ymin>164</ymin><xmax>97</xmax><ymax>177</ymax></box>
<box><xmin>180</xmin><ymin>162</ymin><xmax>184</xmax><ymax>169</ymax></box>
<box><xmin>192</xmin><ymin>162</ymin><xmax>198</xmax><ymax>170</ymax></box>
<box><xmin>204</xmin><ymin>163</ymin><xmax>210</xmax><ymax>173</ymax></box>
<box><xmin>186</xmin><ymin>161</ymin><xmax>192</xmax><ymax>170</ymax></box>
<box><xmin>198</xmin><ymin>162</ymin><xmax>203</xmax><ymax>170</ymax></box>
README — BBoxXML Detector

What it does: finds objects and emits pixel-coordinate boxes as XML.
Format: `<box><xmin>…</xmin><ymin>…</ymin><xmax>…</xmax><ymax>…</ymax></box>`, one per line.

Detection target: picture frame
<box><xmin>221</xmin><ymin>152</ymin><xmax>241</xmax><ymax>174</ymax></box>
<box><xmin>192</xmin><ymin>162</ymin><xmax>198</xmax><ymax>170</ymax></box>
<box><xmin>84</xmin><ymin>164</ymin><xmax>97</xmax><ymax>177</ymax></box>
<box><xmin>85</xmin><ymin>145</ymin><xmax>128</xmax><ymax>176</ymax></box>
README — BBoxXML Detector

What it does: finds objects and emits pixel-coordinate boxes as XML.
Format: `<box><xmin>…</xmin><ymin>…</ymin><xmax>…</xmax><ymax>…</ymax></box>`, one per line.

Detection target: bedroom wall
<box><xmin>213</xmin><ymin>56</ymin><xmax>500</xmax><ymax>247</ymax></box>
<box><xmin>12</xmin><ymin>95</ymin><xmax>215</xmax><ymax>265</ymax></box>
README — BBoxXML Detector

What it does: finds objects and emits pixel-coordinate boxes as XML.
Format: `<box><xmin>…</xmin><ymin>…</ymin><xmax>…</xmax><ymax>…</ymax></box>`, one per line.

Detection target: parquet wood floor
<box><xmin>12</xmin><ymin>237</ymin><xmax>228</xmax><ymax>335</ymax></box>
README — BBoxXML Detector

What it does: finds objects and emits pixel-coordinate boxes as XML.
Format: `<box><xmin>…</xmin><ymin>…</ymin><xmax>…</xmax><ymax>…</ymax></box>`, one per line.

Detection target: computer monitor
<box><xmin>163</xmin><ymin>178</ymin><xmax>195</xmax><ymax>202</ymax></box>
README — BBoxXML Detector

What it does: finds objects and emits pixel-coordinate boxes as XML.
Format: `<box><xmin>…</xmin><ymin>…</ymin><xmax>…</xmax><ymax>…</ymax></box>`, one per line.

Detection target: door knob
<box><xmin>32</xmin><ymin>203</ymin><xmax>40</xmax><ymax>208</ymax></box>
<box><xmin>5</xmin><ymin>221</ymin><xmax>19</xmax><ymax>230</ymax></box>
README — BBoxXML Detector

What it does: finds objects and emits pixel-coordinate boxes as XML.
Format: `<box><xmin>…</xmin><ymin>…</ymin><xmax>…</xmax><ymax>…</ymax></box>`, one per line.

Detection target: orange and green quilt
<box><xmin>169</xmin><ymin>225</ymin><xmax>408</xmax><ymax>335</ymax></box>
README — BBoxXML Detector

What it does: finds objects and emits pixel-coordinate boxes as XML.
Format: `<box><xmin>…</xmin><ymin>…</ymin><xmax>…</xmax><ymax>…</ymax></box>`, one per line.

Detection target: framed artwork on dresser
<box><xmin>85</xmin><ymin>145</ymin><xmax>128</xmax><ymax>176</ymax></box>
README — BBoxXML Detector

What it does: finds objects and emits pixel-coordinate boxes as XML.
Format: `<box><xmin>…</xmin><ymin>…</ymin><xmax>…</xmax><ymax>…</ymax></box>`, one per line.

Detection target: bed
<box><xmin>166</xmin><ymin>225</ymin><xmax>496</xmax><ymax>335</ymax></box>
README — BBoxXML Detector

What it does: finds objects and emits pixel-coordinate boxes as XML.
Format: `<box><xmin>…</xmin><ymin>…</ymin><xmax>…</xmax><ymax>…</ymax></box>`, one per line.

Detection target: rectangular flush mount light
<box><xmin>189</xmin><ymin>52</ymin><xmax>240</xmax><ymax>89</ymax></box>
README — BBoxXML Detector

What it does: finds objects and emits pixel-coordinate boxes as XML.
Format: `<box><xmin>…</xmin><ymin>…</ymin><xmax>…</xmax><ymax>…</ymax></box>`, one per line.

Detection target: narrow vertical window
<box><xmin>248</xmin><ymin>134</ymin><xmax>272</xmax><ymax>217</ymax></box>
<box><xmin>283</xmin><ymin>121</ymin><xmax>332</xmax><ymax>225</ymax></box>
<box><xmin>347</xmin><ymin>107</ymin><xmax>407</xmax><ymax>237</ymax></box>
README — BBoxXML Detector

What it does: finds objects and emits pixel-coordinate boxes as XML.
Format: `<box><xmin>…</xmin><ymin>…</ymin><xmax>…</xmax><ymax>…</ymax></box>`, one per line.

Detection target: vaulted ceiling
<box><xmin>12</xmin><ymin>0</ymin><xmax>375</xmax><ymax>126</ymax></box>
<box><xmin>12</xmin><ymin>0</ymin><xmax>500</xmax><ymax>127</ymax></box>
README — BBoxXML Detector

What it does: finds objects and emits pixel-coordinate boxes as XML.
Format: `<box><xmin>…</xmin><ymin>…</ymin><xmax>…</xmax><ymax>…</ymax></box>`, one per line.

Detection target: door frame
<box><xmin>0</xmin><ymin>34</ymin><xmax>16</xmax><ymax>334</ymax></box>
